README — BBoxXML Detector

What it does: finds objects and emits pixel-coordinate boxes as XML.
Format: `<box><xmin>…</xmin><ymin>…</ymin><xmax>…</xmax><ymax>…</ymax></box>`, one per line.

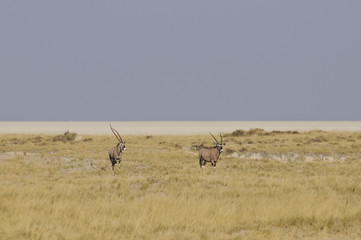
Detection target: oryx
<box><xmin>109</xmin><ymin>124</ymin><xmax>127</xmax><ymax>170</ymax></box>
<box><xmin>199</xmin><ymin>132</ymin><xmax>225</xmax><ymax>169</ymax></box>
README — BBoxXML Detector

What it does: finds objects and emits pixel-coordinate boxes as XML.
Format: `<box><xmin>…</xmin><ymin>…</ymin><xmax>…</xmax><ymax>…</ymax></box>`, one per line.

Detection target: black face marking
<box><xmin>122</xmin><ymin>144</ymin><xmax>127</xmax><ymax>151</ymax></box>
<box><xmin>217</xmin><ymin>144</ymin><xmax>223</xmax><ymax>152</ymax></box>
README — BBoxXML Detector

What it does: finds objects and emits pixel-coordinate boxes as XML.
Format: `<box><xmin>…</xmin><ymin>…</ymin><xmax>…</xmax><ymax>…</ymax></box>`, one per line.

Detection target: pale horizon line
<box><xmin>1</xmin><ymin>121</ymin><xmax>361</xmax><ymax>135</ymax></box>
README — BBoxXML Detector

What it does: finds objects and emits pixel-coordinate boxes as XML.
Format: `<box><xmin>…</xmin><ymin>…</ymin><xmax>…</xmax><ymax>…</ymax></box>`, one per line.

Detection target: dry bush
<box><xmin>227</xmin><ymin>128</ymin><xmax>267</xmax><ymax>136</ymax></box>
<box><xmin>82</xmin><ymin>137</ymin><xmax>93</xmax><ymax>142</ymax></box>
<box><xmin>52</xmin><ymin>130</ymin><xmax>77</xmax><ymax>142</ymax></box>
<box><xmin>229</xmin><ymin>129</ymin><xmax>245</xmax><ymax>136</ymax></box>
<box><xmin>227</xmin><ymin>128</ymin><xmax>299</xmax><ymax>137</ymax></box>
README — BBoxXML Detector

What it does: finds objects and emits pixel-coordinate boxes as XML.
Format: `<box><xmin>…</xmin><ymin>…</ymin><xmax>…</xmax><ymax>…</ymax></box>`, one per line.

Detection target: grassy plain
<box><xmin>1</xmin><ymin>130</ymin><xmax>361</xmax><ymax>239</ymax></box>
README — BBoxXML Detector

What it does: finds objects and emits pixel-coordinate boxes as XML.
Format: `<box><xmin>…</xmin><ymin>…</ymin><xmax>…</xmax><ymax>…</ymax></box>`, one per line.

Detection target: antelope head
<box><xmin>209</xmin><ymin>132</ymin><xmax>225</xmax><ymax>153</ymax></box>
<box><xmin>110</xmin><ymin>124</ymin><xmax>127</xmax><ymax>152</ymax></box>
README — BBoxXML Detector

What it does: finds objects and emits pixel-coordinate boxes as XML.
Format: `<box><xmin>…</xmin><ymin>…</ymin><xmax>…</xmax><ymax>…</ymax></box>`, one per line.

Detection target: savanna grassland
<box><xmin>1</xmin><ymin>130</ymin><xmax>361</xmax><ymax>239</ymax></box>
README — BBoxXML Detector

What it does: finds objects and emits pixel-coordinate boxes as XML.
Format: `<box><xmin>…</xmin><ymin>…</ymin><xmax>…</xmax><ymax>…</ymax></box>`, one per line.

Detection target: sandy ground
<box><xmin>1</xmin><ymin>121</ymin><xmax>361</xmax><ymax>135</ymax></box>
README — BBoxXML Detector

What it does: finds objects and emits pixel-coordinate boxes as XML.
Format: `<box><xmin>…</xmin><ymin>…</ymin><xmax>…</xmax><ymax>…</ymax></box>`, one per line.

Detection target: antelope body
<box><xmin>199</xmin><ymin>132</ymin><xmax>225</xmax><ymax>168</ymax></box>
<box><xmin>109</xmin><ymin>124</ymin><xmax>127</xmax><ymax>170</ymax></box>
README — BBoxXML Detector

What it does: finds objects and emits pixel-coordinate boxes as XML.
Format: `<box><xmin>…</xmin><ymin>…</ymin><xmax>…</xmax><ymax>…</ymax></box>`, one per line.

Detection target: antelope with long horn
<box><xmin>199</xmin><ymin>132</ymin><xmax>225</xmax><ymax>169</ymax></box>
<box><xmin>109</xmin><ymin>124</ymin><xmax>127</xmax><ymax>170</ymax></box>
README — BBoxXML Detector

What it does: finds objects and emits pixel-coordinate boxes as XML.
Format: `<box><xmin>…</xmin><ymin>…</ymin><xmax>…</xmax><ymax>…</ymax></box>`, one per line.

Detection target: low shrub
<box><xmin>228</xmin><ymin>129</ymin><xmax>299</xmax><ymax>137</ymax></box>
<box><xmin>52</xmin><ymin>130</ymin><xmax>77</xmax><ymax>142</ymax></box>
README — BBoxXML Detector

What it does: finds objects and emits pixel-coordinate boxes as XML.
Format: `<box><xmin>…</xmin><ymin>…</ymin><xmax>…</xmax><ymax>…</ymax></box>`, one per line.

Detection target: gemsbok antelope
<box><xmin>199</xmin><ymin>132</ymin><xmax>225</xmax><ymax>169</ymax></box>
<box><xmin>109</xmin><ymin>124</ymin><xmax>127</xmax><ymax>170</ymax></box>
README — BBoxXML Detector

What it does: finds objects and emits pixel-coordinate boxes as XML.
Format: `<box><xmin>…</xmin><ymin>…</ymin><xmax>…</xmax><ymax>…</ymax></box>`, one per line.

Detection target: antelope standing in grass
<box><xmin>199</xmin><ymin>132</ymin><xmax>225</xmax><ymax>169</ymax></box>
<box><xmin>109</xmin><ymin>124</ymin><xmax>127</xmax><ymax>170</ymax></box>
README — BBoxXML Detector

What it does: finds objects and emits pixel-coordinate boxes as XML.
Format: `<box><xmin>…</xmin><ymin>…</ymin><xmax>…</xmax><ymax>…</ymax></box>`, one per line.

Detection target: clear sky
<box><xmin>1</xmin><ymin>1</ymin><xmax>360</xmax><ymax>121</ymax></box>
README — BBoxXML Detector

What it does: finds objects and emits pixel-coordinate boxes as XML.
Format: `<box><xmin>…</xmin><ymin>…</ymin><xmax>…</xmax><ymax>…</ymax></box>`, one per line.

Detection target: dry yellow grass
<box><xmin>1</xmin><ymin>131</ymin><xmax>361</xmax><ymax>239</ymax></box>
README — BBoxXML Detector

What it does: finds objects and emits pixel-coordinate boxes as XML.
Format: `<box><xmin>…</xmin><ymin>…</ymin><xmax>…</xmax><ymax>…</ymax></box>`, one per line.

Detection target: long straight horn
<box><xmin>113</xmin><ymin>126</ymin><xmax>124</xmax><ymax>143</ymax></box>
<box><xmin>220</xmin><ymin>132</ymin><xmax>223</xmax><ymax>144</ymax></box>
<box><xmin>110</xmin><ymin>124</ymin><xmax>122</xmax><ymax>142</ymax></box>
<box><xmin>114</xmin><ymin>129</ymin><xmax>124</xmax><ymax>143</ymax></box>
<box><xmin>209</xmin><ymin>132</ymin><xmax>219</xmax><ymax>144</ymax></box>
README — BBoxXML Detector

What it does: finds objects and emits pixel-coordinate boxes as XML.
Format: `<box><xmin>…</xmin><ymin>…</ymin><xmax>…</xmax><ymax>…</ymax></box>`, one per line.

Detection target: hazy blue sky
<box><xmin>1</xmin><ymin>1</ymin><xmax>360</xmax><ymax>121</ymax></box>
